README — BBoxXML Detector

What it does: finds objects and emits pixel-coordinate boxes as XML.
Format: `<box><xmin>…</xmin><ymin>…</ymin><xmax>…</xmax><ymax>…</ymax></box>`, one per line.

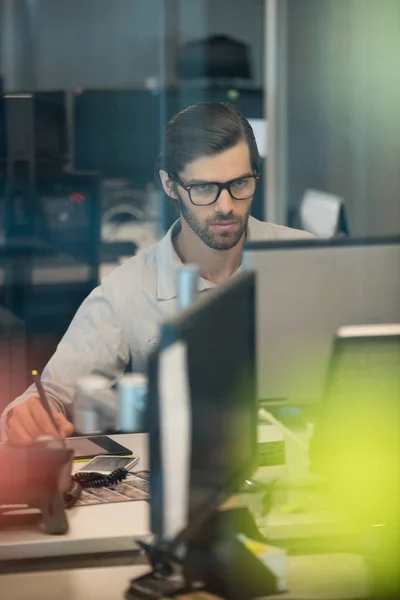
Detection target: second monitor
<box><xmin>244</xmin><ymin>236</ymin><xmax>400</xmax><ymax>404</ymax></box>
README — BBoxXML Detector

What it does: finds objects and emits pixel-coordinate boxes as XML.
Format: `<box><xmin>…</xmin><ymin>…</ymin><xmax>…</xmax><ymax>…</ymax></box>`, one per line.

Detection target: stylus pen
<box><xmin>32</xmin><ymin>369</ymin><xmax>60</xmax><ymax>433</ymax></box>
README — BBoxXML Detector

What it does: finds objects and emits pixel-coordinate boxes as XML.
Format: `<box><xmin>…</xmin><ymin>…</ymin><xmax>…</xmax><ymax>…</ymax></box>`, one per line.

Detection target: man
<box><xmin>2</xmin><ymin>102</ymin><xmax>312</xmax><ymax>444</ymax></box>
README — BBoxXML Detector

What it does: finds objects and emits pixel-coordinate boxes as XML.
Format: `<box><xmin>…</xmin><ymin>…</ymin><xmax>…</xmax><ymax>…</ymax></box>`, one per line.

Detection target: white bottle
<box><xmin>117</xmin><ymin>373</ymin><xmax>148</xmax><ymax>433</ymax></box>
<box><xmin>74</xmin><ymin>374</ymin><xmax>115</xmax><ymax>434</ymax></box>
<box><xmin>176</xmin><ymin>264</ymin><xmax>199</xmax><ymax>309</ymax></box>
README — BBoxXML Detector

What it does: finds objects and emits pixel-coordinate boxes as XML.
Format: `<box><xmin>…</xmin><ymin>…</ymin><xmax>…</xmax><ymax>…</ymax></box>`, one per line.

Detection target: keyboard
<box><xmin>258</xmin><ymin>440</ymin><xmax>285</xmax><ymax>467</ymax></box>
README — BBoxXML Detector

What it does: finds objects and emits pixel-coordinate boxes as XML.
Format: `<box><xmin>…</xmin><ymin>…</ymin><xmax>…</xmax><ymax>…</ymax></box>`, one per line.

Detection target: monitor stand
<box><xmin>125</xmin><ymin>506</ymin><xmax>284</xmax><ymax>600</ymax></box>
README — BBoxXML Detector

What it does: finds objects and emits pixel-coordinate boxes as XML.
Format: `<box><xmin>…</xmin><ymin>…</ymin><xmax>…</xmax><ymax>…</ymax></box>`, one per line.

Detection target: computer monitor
<box><xmin>148</xmin><ymin>271</ymin><xmax>257</xmax><ymax>544</ymax></box>
<box><xmin>73</xmin><ymin>90</ymin><xmax>162</xmax><ymax>185</ymax></box>
<box><xmin>310</xmin><ymin>323</ymin><xmax>400</xmax><ymax>525</ymax></box>
<box><xmin>244</xmin><ymin>237</ymin><xmax>400</xmax><ymax>403</ymax></box>
<box><xmin>4</xmin><ymin>91</ymin><xmax>68</xmax><ymax>167</ymax></box>
<box><xmin>309</xmin><ymin>323</ymin><xmax>400</xmax><ymax>596</ymax></box>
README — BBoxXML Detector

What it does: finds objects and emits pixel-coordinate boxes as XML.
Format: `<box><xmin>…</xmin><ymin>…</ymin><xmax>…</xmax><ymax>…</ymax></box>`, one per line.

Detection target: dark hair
<box><xmin>154</xmin><ymin>102</ymin><xmax>261</xmax><ymax>187</ymax></box>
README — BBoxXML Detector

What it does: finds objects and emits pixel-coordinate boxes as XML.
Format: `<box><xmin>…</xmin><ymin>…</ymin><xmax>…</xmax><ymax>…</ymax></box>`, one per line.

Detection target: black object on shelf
<box><xmin>179</xmin><ymin>35</ymin><xmax>251</xmax><ymax>81</ymax></box>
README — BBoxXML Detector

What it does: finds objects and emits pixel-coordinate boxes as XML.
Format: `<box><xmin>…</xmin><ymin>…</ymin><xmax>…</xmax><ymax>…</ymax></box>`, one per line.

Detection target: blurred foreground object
<box><xmin>311</xmin><ymin>323</ymin><xmax>400</xmax><ymax>598</ymax></box>
<box><xmin>0</xmin><ymin>436</ymin><xmax>73</xmax><ymax>534</ymax></box>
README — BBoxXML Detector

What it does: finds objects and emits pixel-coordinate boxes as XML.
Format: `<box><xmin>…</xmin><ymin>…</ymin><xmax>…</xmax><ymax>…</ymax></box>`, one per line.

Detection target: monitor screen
<box><xmin>148</xmin><ymin>271</ymin><xmax>257</xmax><ymax>543</ymax></box>
<box><xmin>3</xmin><ymin>92</ymin><xmax>67</xmax><ymax>165</ymax></box>
<box><xmin>73</xmin><ymin>90</ymin><xmax>162</xmax><ymax>184</ymax></box>
<box><xmin>244</xmin><ymin>237</ymin><xmax>400</xmax><ymax>403</ymax></box>
<box><xmin>310</xmin><ymin>324</ymin><xmax>400</xmax><ymax>525</ymax></box>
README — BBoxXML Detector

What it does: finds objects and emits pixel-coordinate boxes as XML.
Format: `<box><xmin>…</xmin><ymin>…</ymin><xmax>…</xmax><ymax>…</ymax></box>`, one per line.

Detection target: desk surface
<box><xmin>0</xmin><ymin>254</ymin><xmax>91</xmax><ymax>286</ymax></box>
<box><xmin>0</xmin><ymin>433</ymin><xmax>371</xmax><ymax>598</ymax></box>
<box><xmin>0</xmin><ymin>554</ymin><xmax>369</xmax><ymax>600</ymax></box>
<box><xmin>0</xmin><ymin>434</ymin><xmax>150</xmax><ymax>562</ymax></box>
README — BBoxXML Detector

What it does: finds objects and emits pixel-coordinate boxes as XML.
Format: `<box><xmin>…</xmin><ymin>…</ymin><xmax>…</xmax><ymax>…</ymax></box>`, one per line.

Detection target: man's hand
<box><xmin>7</xmin><ymin>396</ymin><xmax>74</xmax><ymax>445</ymax></box>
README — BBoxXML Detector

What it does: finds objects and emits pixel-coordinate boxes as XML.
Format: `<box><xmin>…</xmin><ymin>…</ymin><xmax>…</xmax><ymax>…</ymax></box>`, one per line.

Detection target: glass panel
<box><xmin>0</xmin><ymin>0</ymin><xmax>168</xmax><ymax>413</ymax></box>
<box><xmin>285</xmin><ymin>0</ymin><xmax>400</xmax><ymax>237</ymax></box>
<box><xmin>0</xmin><ymin>1</ymin><xmax>266</xmax><ymax>425</ymax></box>
<box><xmin>160</xmin><ymin>0</ymin><xmax>265</xmax><ymax>229</ymax></box>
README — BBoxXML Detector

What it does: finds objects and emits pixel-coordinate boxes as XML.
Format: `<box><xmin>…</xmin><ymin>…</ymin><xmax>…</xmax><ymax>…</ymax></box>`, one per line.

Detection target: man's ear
<box><xmin>159</xmin><ymin>170</ymin><xmax>178</xmax><ymax>200</ymax></box>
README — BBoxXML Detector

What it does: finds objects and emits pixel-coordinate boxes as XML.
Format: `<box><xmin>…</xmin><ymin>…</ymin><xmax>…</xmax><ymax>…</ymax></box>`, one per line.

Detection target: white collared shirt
<box><xmin>1</xmin><ymin>216</ymin><xmax>312</xmax><ymax>434</ymax></box>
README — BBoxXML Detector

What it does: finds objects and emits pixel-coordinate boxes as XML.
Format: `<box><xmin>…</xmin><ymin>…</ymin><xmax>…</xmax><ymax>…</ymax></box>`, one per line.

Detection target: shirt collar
<box><xmin>156</xmin><ymin>219</ymin><xmax>216</xmax><ymax>300</ymax></box>
<box><xmin>155</xmin><ymin>216</ymin><xmax>260</xmax><ymax>300</ymax></box>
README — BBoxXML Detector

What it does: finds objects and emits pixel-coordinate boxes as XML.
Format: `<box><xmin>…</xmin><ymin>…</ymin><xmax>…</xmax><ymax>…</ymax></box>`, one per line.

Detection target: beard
<box><xmin>177</xmin><ymin>193</ymin><xmax>251</xmax><ymax>251</ymax></box>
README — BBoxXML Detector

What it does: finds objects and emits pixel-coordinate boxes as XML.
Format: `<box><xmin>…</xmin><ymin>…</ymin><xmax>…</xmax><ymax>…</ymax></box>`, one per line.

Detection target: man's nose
<box><xmin>215</xmin><ymin>188</ymin><xmax>235</xmax><ymax>214</ymax></box>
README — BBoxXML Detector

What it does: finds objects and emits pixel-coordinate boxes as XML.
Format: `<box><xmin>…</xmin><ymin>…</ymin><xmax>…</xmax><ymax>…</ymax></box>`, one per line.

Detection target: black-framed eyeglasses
<box><xmin>169</xmin><ymin>172</ymin><xmax>260</xmax><ymax>206</ymax></box>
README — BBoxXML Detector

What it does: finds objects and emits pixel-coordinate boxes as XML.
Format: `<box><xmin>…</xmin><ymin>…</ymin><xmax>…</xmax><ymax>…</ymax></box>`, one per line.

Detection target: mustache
<box><xmin>210</xmin><ymin>213</ymin><xmax>240</xmax><ymax>224</ymax></box>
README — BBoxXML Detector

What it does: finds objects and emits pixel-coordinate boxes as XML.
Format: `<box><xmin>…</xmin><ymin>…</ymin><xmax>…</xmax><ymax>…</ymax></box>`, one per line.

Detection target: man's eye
<box><xmin>196</xmin><ymin>184</ymin><xmax>212</xmax><ymax>192</ymax></box>
<box><xmin>232</xmin><ymin>178</ymin><xmax>246</xmax><ymax>188</ymax></box>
